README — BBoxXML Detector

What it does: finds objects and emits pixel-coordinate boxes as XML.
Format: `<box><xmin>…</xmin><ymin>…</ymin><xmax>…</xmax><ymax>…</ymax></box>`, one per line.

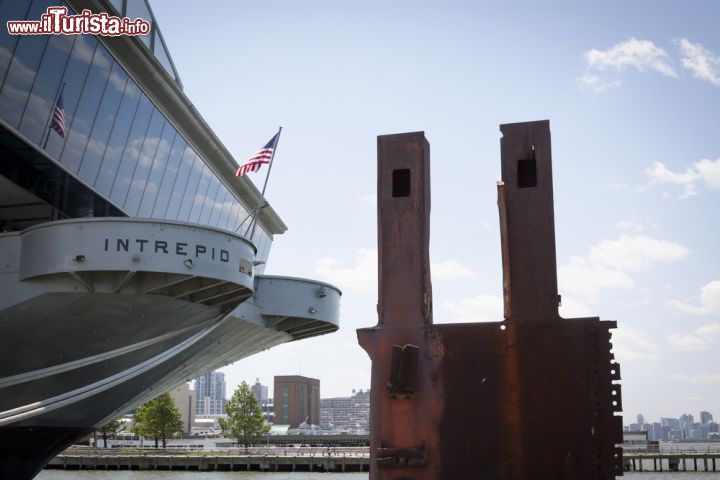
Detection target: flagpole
<box><xmin>246</xmin><ymin>126</ymin><xmax>282</xmax><ymax>239</ymax></box>
<box><xmin>42</xmin><ymin>82</ymin><xmax>65</xmax><ymax>150</ymax></box>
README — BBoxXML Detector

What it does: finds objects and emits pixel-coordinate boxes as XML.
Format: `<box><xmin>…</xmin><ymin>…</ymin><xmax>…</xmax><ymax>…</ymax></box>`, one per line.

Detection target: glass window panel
<box><xmin>208</xmin><ymin>187</ymin><xmax>227</xmax><ymax>227</ymax></box>
<box><xmin>176</xmin><ymin>153</ymin><xmax>202</xmax><ymax>222</ymax></box>
<box><xmin>109</xmin><ymin>94</ymin><xmax>153</xmax><ymax>207</ymax></box>
<box><xmin>108</xmin><ymin>0</ymin><xmax>123</xmax><ymax>15</ymax></box>
<box><xmin>217</xmin><ymin>189</ymin><xmax>233</xmax><ymax>229</ymax></box>
<box><xmin>0</xmin><ymin>0</ymin><xmax>53</xmax><ymax>128</ymax></box>
<box><xmin>152</xmin><ymin>134</ymin><xmax>186</xmax><ymax>218</ymax></box>
<box><xmin>44</xmin><ymin>34</ymin><xmax>98</xmax><ymax>160</ymax></box>
<box><xmin>166</xmin><ymin>147</ymin><xmax>196</xmax><ymax>220</ymax></box>
<box><xmin>125</xmin><ymin>0</ymin><xmax>152</xmax><ymax>48</ymax></box>
<box><xmin>94</xmin><ymin>80</ymin><xmax>141</xmax><ymax>197</ymax></box>
<box><xmin>137</xmin><ymin>122</ymin><xmax>176</xmax><ymax>217</ymax></box>
<box><xmin>77</xmin><ymin>61</ymin><xmax>128</xmax><ymax>185</ymax></box>
<box><xmin>225</xmin><ymin>202</ymin><xmax>242</xmax><ymax>232</ymax></box>
<box><xmin>188</xmin><ymin>164</ymin><xmax>211</xmax><ymax>224</ymax></box>
<box><xmin>153</xmin><ymin>32</ymin><xmax>175</xmax><ymax>80</ymax></box>
<box><xmin>123</xmin><ymin>108</ymin><xmax>165</xmax><ymax>215</ymax></box>
<box><xmin>59</xmin><ymin>43</ymin><xmax>113</xmax><ymax>174</ymax></box>
<box><xmin>225</xmin><ymin>196</ymin><xmax>243</xmax><ymax>231</ymax></box>
<box><xmin>199</xmin><ymin>176</ymin><xmax>220</xmax><ymax>225</ymax></box>
<box><xmin>0</xmin><ymin>1</ymin><xmax>33</xmax><ymax>82</ymax></box>
<box><xmin>18</xmin><ymin>34</ymin><xmax>75</xmax><ymax>146</ymax></box>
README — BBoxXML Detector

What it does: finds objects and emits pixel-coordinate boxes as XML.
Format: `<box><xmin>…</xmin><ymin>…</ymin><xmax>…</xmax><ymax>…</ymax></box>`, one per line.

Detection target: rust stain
<box><xmin>358</xmin><ymin>123</ymin><xmax>623</xmax><ymax>479</ymax></box>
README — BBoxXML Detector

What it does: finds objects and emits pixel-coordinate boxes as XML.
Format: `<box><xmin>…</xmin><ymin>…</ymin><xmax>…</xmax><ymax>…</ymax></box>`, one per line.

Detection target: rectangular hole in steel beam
<box><xmin>517</xmin><ymin>159</ymin><xmax>537</xmax><ymax>188</ymax></box>
<box><xmin>392</xmin><ymin>169</ymin><xmax>411</xmax><ymax>197</ymax></box>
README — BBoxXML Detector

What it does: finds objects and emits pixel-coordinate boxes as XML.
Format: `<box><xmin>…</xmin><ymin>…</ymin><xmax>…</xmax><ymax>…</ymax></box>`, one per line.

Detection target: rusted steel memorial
<box><xmin>358</xmin><ymin>120</ymin><xmax>623</xmax><ymax>479</ymax></box>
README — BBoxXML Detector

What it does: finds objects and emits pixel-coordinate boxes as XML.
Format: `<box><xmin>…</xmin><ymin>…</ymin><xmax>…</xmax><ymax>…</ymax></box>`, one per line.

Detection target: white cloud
<box><xmin>559</xmin><ymin>258</ymin><xmax>635</xmax><ymax>301</ymax></box>
<box><xmin>668</xmin><ymin>281</ymin><xmax>720</xmax><ymax>315</ymax></box>
<box><xmin>559</xmin><ymin>297</ymin><xmax>594</xmax><ymax>318</ymax></box>
<box><xmin>440</xmin><ymin>294</ymin><xmax>503</xmax><ymax>323</ymax></box>
<box><xmin>579</xmin><ymin>38</ymin><xmax>677</xmax><ymax>94</ymax></box>
<box><xmin>645</xmin><ymin>159</ymin><xmax>720</xmax><ymax>198</ymax></box>
<box><xmin>578</xmin><ymin>74</ymin><xmax>621</xmax><ymax>95</ymax></box>
<box><xmin>671</xmin><ymin>373</ymin><xmax>720</xmax><ymax>385</ymax></box>
<box><xmin>615</xmin><ymin>217</ymin><xmax>657</xmax><ymax>233</ymax></box>
<box><xmin>314</xmin><ymin>248</ymin><xmax>377</xmax><ymax>291</ymax></box>
<box><xmin>314</xmin><ymin>249</ymin><xmax>476</xmax><ymax>291</ymax></box>
<box><xmin>431</xmin><ymin>260</ymin><xmax>475</xmax><ymax>281</ymax></box>
<box><xmin>612</xmin><ymin>325</ymin><xmax>658</xmax><ymax>361</ymax></box>
<box><xmin>559</xmin><ymin>235</ymin><xmax>687</xmax><ymax>302</ymax></box>
<box><xmin>668</xmin><ymin>333</ymin><xmax>711</xmax><ymax>351</ymax></box>
<box><xmin>668</xmin><ymin>323</ymin><xmax>720</xmax><ymax>351</ymax></box>
<box><xmin>677</xmin><ymin>38</ymin><xmax>720</xmax><ymax>87</ymax></box>
<box><xmin>588</xmin><ymin>235</ymin><xmax>689</xmax><ymax>272</ymax></box>
<box><xmin>695</xmin><ymin>158</ymin><xmax>720</xmax><ymax>190</ymax></box>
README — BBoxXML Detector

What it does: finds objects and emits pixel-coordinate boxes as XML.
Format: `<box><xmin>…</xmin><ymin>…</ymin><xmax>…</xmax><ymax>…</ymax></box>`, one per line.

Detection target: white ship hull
<box><xmin>0</xmin><ymin>218</ymin><xmax>340</xmax><ymax>477</ymax></box>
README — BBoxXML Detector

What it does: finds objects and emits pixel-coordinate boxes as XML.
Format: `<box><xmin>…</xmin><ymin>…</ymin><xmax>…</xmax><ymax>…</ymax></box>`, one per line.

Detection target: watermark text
<box><xmin>7</xmin><ymin>6</ymin><xmax>150</xmax><ymax>36</ymax></box>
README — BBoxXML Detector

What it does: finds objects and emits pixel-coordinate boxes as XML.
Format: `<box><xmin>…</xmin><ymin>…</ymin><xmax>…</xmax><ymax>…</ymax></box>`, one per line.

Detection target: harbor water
<box><xmin>35</xmin><ymin>472</ymin><xmax>720</xmax><ymax>479</ymax></box>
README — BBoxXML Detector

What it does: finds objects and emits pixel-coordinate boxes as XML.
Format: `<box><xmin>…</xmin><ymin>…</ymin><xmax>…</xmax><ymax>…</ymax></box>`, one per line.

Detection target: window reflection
<box><xmin>0</xmin><ymin>0</ymin><xmax>53</xmax><ymax>127</ymax></box>
<box><xmin>137</xmin><ymin>122</ymin><xmax>176</xmax><ymax>217</ymax></box>
<box><xmin>94</xmin><ymin>80</ymin><xmax>141</xmax><ymax>197</ymax></box>
<box><xmin>44</xmin><ymin>34</ymin><xmax>98</xmax><ymax>160</ymax></box>
<box><xmin>0</xmin><ymin>1</ymin><xmax>33</xmax><ymax>82</ymax></box>
<box><xmin>177</xmin><ymin>153</ymin><xmax>202</xmax><ymax>222</ymax></box>
<box><xmin>125</xmin><ymin>0</ymin><xmax>152</xmax><ymax>48</ymax></box>
<box><xmin>59</xmin><ymin>41</ymin><xmax>113</xmax><ymax>173</ymax></box>
<box><xmin>188</xmin><ymin>164</ymin><xmax>211</xmax><ymax>224</ymax></box>
<box><xmin>166</xmin><ymin>147</ymin><xmax>196</xmax><ymax>220</ymax></box>
<box><xmin>78</xmin><ymin>61</ymin><xmax>128</xmax><ymax>185</ymax></box>
<box><xmin>109</xmin><ymin>94</ymin><xmax>153</xmax><ymax>207</ymax></box>
<box><xmin>200</xmin><ymin>177</ymin><xmax>220</xmax><ymax>225</ymax></box>
<box><xmin>216</xmin><ymin>187</ymin><xmax>232</xmax><ymax>229</ymax></box>
<box><xmin>0</xmin><ymin>0</ymin><xmax>273</xmax><ymax>244</ymax></box>
<box><xmin>124</xmin><ymin>108</ymin><xmax>165</xmax><ymax>215</ymax></box>
<box><xmin>18</xmin><ymin>34</ymin><xmax>75</xmax><ymax>146</ymax></box>
<box><xmin>153</xmin><ymin>31</ymin><xmax>176</xmax><ymax>80</ymax></box>
<box><xmin>152</xmin><ymin>134</ymin><xmax>186</xmax><ymax>219</ymax></box>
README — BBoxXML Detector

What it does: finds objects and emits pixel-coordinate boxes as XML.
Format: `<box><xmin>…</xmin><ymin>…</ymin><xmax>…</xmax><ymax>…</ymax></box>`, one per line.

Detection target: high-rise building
<box><xmin>320</xmin><ymin>389</ymin><xmax>370</xmax><ymax>432</ymax></box>
<box><xmin>650</xmin><ymin>422</ymin><xmax>662</xmax><ymax>442</ymax></box>
<box><xmin>252</xmin><ymin>378</ymin><xmax>269</xmax><ymax>405</ymax></box>
<box><xmin>169</xmin><ymin>383</ymin><xmax>195</xmax><ymax>433</ymax></box>
<box><xmin>195</xmin><ymin>371</ymin><xmax>226</xmax><ymax>417</ymax></box>
<box><xmin>700</xmin><ymin>411</ymin><xmax>713</xmax><ymax>425</ymax></box>
<box><xmin>679</xmin><ymin>414</ymin><xmax>694</xmax><ymax>439</ymax></box>
<box><xmin>636</xmin><ymin>414</ymin><xmax>645</xmax><ymax>426</ymax></box>
<box><xmin>274</xmin><ymin>375</ymin><xmax>320</xmax><ymax>427</ymax></box>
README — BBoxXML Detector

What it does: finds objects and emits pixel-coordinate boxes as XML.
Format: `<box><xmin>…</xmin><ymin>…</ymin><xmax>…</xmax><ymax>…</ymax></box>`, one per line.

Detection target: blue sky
<box><xmin>152</xmin><ymin>1</ymin><xmax>720</xmax><ymax>423</ymax></box>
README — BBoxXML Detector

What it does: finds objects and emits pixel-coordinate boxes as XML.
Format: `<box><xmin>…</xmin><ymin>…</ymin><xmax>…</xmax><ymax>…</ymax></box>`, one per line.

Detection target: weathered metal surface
<box><xmin>358</xmin><ymin>123</ymin><xmax>623</xmax><ymax>479</ymax></box>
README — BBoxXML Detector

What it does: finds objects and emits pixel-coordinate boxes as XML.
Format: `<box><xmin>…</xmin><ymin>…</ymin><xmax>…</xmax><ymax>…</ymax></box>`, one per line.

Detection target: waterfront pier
<box><xmin>623</xmin><ymin>453</ymin><xmax>720</xmax><ymax>472</ymax></box>
<box><xmin>46</xmin><ymin>448</ymin><xmax>369</xmax><ymax>473</ymax></box>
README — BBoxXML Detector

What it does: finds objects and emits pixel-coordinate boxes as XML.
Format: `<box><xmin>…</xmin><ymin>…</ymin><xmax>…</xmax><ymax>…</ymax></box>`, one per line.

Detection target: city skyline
<box><xmin>152</xmin><ymin>0</ymin><xmax>720</xmax><ymax>420</ymax></box>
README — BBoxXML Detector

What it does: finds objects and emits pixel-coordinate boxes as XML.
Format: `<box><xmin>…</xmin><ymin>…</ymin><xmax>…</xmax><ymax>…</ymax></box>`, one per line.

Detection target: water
<box><xmin>35</xmin><ymin>473</ymin><xmax>720</xmax><ymax>479</ymax></box>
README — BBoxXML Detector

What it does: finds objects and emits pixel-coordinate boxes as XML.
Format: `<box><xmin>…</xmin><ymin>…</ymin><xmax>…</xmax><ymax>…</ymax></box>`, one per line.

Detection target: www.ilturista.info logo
<box><xmin>7</xmin><ymin>6</ymin><xmax>150</xmax><ymax>36</ymax></box>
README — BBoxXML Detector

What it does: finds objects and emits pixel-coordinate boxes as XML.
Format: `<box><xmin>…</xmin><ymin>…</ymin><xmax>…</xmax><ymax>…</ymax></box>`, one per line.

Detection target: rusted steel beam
<box><xmin>358</xmin><ymin>122</ymin><xmax>623</xmax><ymax>479</ymax></box>
<box><xmin>358</xmin><ymin>132</ymin><xmax>439</xmax><ymax>480</ymax></box>
<box><xmin>499</xmin><ymin>120</ymin><xmax>559</xmax><ymax>321</ymax></box>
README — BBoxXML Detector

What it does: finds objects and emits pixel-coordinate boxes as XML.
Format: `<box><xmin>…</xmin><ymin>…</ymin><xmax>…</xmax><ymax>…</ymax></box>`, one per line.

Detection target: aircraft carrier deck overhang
<box><xmin>0</xmin><ymin>217</ymin><xmax>340</xmax><ymax>477</ymax></box>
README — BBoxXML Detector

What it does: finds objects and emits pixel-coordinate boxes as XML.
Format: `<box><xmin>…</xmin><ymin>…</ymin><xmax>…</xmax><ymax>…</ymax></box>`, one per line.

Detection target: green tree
<box><xmin>131</xmin><ymin>392</ymin><xmax>184</xmax><ymax>448</ymax></box>
<box><xmin>219</xmin><ymin>381</ymin><xmax>270</xmax><ymax>448</ymax></box>
<box><xmin>98</xmin><ymin>418</ymin><xmax>124</xmax><ymax>448</ymax></box>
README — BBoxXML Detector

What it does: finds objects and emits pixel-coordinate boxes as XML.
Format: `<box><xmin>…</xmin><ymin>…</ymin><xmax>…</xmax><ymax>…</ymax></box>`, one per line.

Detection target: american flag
<box><xmin>49</xmin><ymin>92</ymin><xmax>65</xmax><ymax>138</ymax></box>
<box><xmin>235</xmin><ymin>133</ymin><xmax>279</xmax><ymax>176</ymax></box>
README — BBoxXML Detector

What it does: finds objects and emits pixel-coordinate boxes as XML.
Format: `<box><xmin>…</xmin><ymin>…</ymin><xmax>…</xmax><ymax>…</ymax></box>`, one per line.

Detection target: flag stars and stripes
<box><xmin>235</xmin><ymin>133</ymin><xmax>279</xmax><ymax>177</ymax></box>
<box><xmin>50</xmin><ymin>92</ymin><xmax>65</xmax><ymax>138</ymax></box>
